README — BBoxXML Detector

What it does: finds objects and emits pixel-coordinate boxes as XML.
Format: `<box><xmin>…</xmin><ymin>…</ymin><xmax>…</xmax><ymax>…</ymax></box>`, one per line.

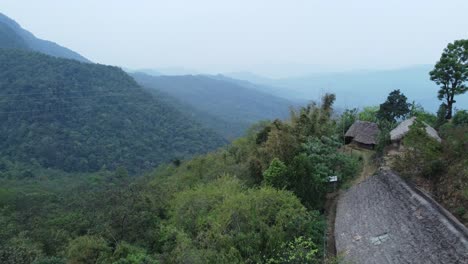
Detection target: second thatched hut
<box><xmin>390</xmin><ymin>117</ymin><xmax>442</xmax><ymax>147</ymax></box>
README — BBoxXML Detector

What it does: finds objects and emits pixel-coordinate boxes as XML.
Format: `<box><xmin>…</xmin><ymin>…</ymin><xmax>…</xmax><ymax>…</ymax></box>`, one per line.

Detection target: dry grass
<box><xmin>341</xmin><ymin>145</ymin><xmax>378</xmax><ymax>184</ymax></box>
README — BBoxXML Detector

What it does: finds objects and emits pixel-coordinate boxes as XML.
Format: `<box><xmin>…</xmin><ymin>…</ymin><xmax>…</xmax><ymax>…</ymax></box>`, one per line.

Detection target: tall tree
<box><xmin>430</xmin><ymin>39</ymin><xmax>468</xmax><ymax>119</ymax></box>
<box><xmin>377</xmin><ymin>89</ymin><xmax>410</xmax><ymax>122</ymax></box>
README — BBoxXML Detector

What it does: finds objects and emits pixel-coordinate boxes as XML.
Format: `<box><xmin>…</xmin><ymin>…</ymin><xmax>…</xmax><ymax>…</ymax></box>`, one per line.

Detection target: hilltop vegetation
<box><xmin>0</xmin><ymin>49</ymin><xmax>226</xmax><ymax>173</ymax></box>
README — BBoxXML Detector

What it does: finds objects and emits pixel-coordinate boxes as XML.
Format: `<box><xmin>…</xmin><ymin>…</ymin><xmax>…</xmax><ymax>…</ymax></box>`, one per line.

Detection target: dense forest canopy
<box><xmin>0</xmin><ymin>49</ymin><xmax>226</xmax><ymax>173</ymax></box>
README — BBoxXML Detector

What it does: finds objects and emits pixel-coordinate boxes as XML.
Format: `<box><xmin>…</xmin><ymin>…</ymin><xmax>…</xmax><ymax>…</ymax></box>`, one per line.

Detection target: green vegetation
<box><xmin>357</xmin><ymin>106</ymin><xmax>379</xmax><ymax>123</ymax></box>
<box><xmin>0</xmin><ymin>49</ymin><xmax>226</xmax><ymax>173</ymax></box>
<box><xmin>453</xmin><ymin>110</ymin><xmax>468</xmax><ymax>125</ymax></box>
<box><xmin>393</xmin><ymin>119</ymin><xmax>443</xmax><ymax>179</ymax></box>
<box><xmin>336</xmin><ymin>108</ymin><xmax>358</xmax><ymax>141</ymax></box>
<box><xmin>0</xmin><ymin>93</ymin><xmax>361</xmax><ymax>263</ymax></box>
<box><xmin>409</xmin><ymin>102</ymin><xmax>437</xmax><ymax>127</ymax></box>
<box><xmin>0</xmin><ymin>18</ymin><xmax>466</xmax><ymax>264</ymax></box>
<box><xmin>430</xmin><ymin>39</ymin><xmax>468</xmax><ymax>119</ymax></box>
<box><xmin>377</xmin><ymin>89</ymin><xmax>410</xmax><ymax>123</ymax></box>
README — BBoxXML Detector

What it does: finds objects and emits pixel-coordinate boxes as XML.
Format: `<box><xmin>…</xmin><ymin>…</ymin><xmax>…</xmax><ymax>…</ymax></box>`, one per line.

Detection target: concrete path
<box><xmin>335</xmin><ymin>170</ymin><xmax>468</xmax><ymax>264</ymax></box>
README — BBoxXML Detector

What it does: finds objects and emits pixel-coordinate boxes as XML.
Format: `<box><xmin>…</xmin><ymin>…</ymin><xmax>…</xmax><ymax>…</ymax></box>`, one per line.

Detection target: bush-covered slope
<box><xmin>0</xmin><ymin>12</ymin><xmax>89</xmax><ymax>62</ymax></box>
<box><xmin>0</xmin><ymin>94</ymin><xmax>358</xmax><ymax>263</ymax></box>
<box><xmin>0</xmin><ymin>49</ymin><xmax>226</xmax><ymax>173</ymax></box>
<box><xmin>132</xmin><ymin>72</ymin><xmax>296</xmax><ymax>139</ymax></box>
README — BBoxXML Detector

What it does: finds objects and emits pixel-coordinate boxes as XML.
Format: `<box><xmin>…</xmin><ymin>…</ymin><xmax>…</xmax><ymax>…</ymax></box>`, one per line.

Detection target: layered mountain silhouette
<box><xmin>132</xmin><ymin>72</ymin><xmax>297</xmax><ymax>139</ymax></box>
<box><xmin>0</xmin><ymin>12</ymin><xmax>90</xmax><ymax>62</ymax></box>
<box><xmin>226</xmin><ymin>67</ymin><xmax>468</xmax><ymax>112</ymax></box>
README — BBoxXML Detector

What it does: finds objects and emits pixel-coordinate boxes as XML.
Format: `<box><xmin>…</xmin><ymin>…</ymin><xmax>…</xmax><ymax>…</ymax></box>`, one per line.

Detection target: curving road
<box><xmin>335</xmin><ymin>170</ymin><xmax>468</xmax><ymax>264</ymax></box>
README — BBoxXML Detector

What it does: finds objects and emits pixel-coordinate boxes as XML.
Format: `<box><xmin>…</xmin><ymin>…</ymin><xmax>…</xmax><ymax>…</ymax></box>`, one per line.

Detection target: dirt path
<box><xmin>351</xmin><ymin>147</ymin><xmax>377</xmax><ymax>184</ymax></box>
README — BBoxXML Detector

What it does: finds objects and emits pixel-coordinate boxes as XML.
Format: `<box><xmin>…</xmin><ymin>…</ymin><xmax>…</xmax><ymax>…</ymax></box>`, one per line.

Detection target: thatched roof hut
<box><xmin>345</xmin><ymin>121</ymin><xmax>380</xmax><ymax>148</ymax></box>
<box><xmin>335</xmin><ymin>170</ymin><xmax>468</xmax><ymax>264</ymax></box>
<box><xmin>390</xmin><ymin>117</ymin><xmax>441</xmax><ymax>143</ymax></box>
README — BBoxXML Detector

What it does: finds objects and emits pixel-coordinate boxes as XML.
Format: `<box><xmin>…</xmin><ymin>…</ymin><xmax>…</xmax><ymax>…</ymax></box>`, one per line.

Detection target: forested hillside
<box><xmin>0</xmin><ymin>49</ymin><xmax>226</xmax><ymax>173</ymax></box>
<box><xmin>143</xmin><ymin>87</ymin><xmax>244</xmax><ymax>140</ymax></box>
<box><xmin>0</xmin><ymin>94</ymin><xmax>362</xmax><ymax>263</ymax></box>
<box><xmin>0</xmin><ymin>12</ymin><xmax>89</xmax><ymax>62</ymax></box>
<box><xmin>132</xmin><ymin>72</ymin><xmax>296</xmax><ymax>139</ymax></box>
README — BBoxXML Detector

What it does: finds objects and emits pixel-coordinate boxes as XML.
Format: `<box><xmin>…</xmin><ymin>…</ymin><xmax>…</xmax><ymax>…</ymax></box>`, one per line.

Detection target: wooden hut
<box><xmin>345</xmin><ymin>121</ymin><xmax>380</xmax><ymax>149</ymax></box>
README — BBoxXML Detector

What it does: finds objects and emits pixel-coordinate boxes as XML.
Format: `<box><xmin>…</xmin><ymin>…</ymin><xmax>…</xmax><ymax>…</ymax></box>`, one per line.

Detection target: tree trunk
<box><xmin>446</xmin><ymin>100</ymin><xmax>453</xmax><ymax>119</ymax></box>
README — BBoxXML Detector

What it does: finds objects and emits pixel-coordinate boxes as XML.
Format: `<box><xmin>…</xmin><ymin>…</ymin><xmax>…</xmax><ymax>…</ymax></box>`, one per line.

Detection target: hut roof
<box><xmin>390</xmin><ymin>117</ymin><xmax>442</xmax><ymax>142</ymax></box>
<box><xmin>335</xmin><ymin>170</ymin><xmax>468</xmax><ymax>264</ymax></box>
<box><xmin>345</xmin><ymin>121</ymin><xmax>380</xmax><ymax>145</ymax></box>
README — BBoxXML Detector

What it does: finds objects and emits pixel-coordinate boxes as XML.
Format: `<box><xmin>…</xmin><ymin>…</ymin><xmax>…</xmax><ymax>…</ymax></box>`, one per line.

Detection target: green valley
<box><xmin>0</xmin><ymin>6</ymin><xmax>467</xmax><ymax>264</ymax></box>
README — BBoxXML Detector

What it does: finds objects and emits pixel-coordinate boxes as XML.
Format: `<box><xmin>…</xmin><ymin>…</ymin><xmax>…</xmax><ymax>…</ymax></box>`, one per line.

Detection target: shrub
<box><xmin>0</xmin><ymin>235</ymin><xmax>43</xmax><ymax>264</ymax></box>
<box><xmin>165</xmin><ymin>177</ymin><xmax>324</xmax><ymax>263</ymax></box>
<box><xmin>393</xmin><ymin>119</ymin><xmax>444</xmax><ymax>179</ymax></box>
<box><xmin>263</xmin><ymin>158</ymin><xmax>288</xmax><ymax>188</ymax></box>
<box><xmin>33</xmin><ymin>257</ymin><xmax>66</xmax><ymax>264</ymax></box>
<box><xmin>111</xmin><ymin>242</ymin><xmax>159</xmax><ymax>264</ymax></box>
<box><xmin>267</xmin><ymin>236</ymin><xmax>320</xmax><ymax>264</ymax></box>
<box><xmin>66</xmin><ymin>235</ymin><xmax>111</xmax><ymax>264</ymax></box>
<box><xmin>453</xmin><ymin>110</ymin><xmax>468</xmax><ymax>126</ymax></box>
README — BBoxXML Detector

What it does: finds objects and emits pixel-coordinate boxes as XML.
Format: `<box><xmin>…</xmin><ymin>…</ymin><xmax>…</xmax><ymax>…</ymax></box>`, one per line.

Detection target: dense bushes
<box><xmin>393</xmin><ymin>119</ymin><xmax>443</xmax><ymax>179</ymax></box>
<box><xmin>161</xmin><ymin>177</ymin><xmax>324</xmax><ymax>263</ymax></box>
<box><xmin>453</xmin><ymin>110</ymin><xmax>468</xmax><ymax>126</ymax></box>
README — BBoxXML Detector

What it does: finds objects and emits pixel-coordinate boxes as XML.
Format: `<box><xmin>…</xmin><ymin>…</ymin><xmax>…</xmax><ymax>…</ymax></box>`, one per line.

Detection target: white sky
<box><xmin>2</xmin><ymin>0</ymin><xmax>468</xmax><ymax>77</ymax></box>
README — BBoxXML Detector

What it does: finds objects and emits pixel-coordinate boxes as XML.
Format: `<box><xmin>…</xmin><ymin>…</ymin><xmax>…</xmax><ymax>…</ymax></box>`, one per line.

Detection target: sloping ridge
<box><xmin>132</xmin><ymin>72</ymin><xmax>296</xmax><ymax>138</ymax></box>
<box><xmin>0</xmin><ymin>49</ymin><xmax>226</xmax><ymax>173</ymax></box>
<box><xmin>0</xmin><ymin>12</ymin><xmax>90</xmax><ymax>62</ymax></box>
<box><xmin>335</xmin><ymin>169</ymin><xmax>468</xmax><ymax>264</ymax></box>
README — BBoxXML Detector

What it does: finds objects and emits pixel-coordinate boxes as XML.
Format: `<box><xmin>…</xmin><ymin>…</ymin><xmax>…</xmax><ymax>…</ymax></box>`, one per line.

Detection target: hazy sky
<box><xmin>2</xmin><ymin>0</ymin><xmax>468</xmax><ymax>77</ymax></box>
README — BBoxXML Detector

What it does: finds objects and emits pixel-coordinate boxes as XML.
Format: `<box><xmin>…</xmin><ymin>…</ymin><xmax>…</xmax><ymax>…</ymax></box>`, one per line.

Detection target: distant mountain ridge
<box><xmin>0</xmin><ymin>12</ymin><xmax>90</xmax><ymax>62</ymax></box>
<box><xmin>143</xmin><ymin>86</ymin><xmax>244</xmax><ymax>140</ymax></box>
<box><xmin>208</xmin><ymin>74</ymin><xmax>309</xmax><ymax>105</ymax></box>
<box><xmin>226</xmin><ymin>66</ymin><xmax>468</xmax><ymax>112</ymax></box>
<box><xmin>132</xmin><ymin>72</ymin><xmax>298</xmax><ymax>139</ymax></box>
